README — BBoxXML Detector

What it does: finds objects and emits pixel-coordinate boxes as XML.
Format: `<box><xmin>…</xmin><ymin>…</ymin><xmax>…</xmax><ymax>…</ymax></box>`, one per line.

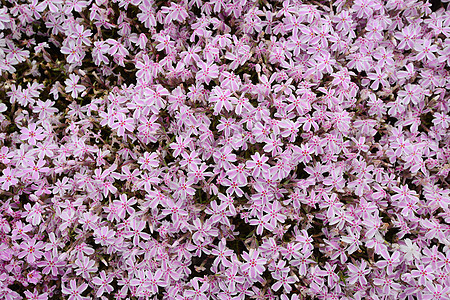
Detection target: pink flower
<box><xmin>92</xmin><ymin>41</ymin><xmax>110</xmax><ymax>65</ymax></box>
<box><xmin>136</xmin><ymin>54</ymin><xmax>157</xmax><ymax>82</ymax></box>
<box><xmin>94</xmin><ymin>226</ymin><xmax>116</xmax><ymax>246</ymax></box>
<box><xmin>184</xmin><ymin>278</ymin><xmax>209</xmax><ymax>300</ymax></box>
<box><xmin>72</xmin><ymin>24</ymin><xmax>91</xmax><ymax>46</ymax></box>
<box><xmin>74</xmin><ymin>256</ymin><xmax>98</xmax><ymax>279</ymax></box>
<box><xmin>0</xmin><ymin>167</ymin><xmax>18</xmax><ymax>190</ymax></box>
<box><xmin>347</xmin><ymin>260</ymin><xmax>370</xmax><ymax>286</ymax></box>
<box><xmin>353</xmin><ymin>0</ymin><xmax>377</xmax><ymax>18</ymax></box>
<box><xmin>241</xmin><ymin>249</ymin><xmax>266</xmax><ymax>279</ymax></box>
<box><xmin>424</xmin><ymin>284</ymin><xmax>450</xmax><ymax>300</ymax></box>
<box><xmin>221</xmin><ymin>71</ymin><xmax>241</xmax><ymax>92</ymax></box>
<box><xmin>24</xmin><ymin>288</ymin><xmax>48</xmax><ymax>300</ymax></box>
<box><xmin>376</xmin><ymin>250</ymin><xmax>402</xmax><ymax>275</ymax></box>
<box><xmin>414</xmin><ymin>39</ymin><xmax>438</xmax><ymax>62</ymax></box>
<box><xmin>272</xmin><ymin>271</ymin><xmax>297</xmax><ymax>293</ymax></box>
<box><xmin>113</xmin><ymin>194</ymin><xmax>136</xmax><ymax>219</ymax></box>
<box><xmin>155</xmin><ymin>34</ymin><xmax>174</xmax><ymax>52</ymax></box>
<box><xmin>392</xmin><ymin>184</ymin><xmax>419</xmax><ymax>203</ymax></box>
<box><xmin>432</xmin><ymin>112</ymin><xmax>450</xmax><ymax>130</ymax></box>
<box><xmin>291</xmin><ymin>249</ymin><xmax>314</xmax><ymax>276</ymax></box>
<box><xmin>367</xmin><ymin>66</ymin><xmax>389</xmax><ymax>90</ymax></box>
<box><xmin>245</xmin><ymin>152</ymin><xmax>269</xmax><ymax>178</ymax></box>
<box><xmin>249</xmin><ymin>212</ymin><xmax>275</xmax><ymax>235</ymax></box>
<box><xmin>262</xmin><ymin>200</ymin><xmax>286</xmax><ymax>227</ymax></box>
<box><xmin>170</xmin><ymin>135</ymin><xmax>192</xmax><ymax>158</ymax></box>
<box><xmin>226</xmin><ymin>163</ymin><xmax>249</xmax><ymax>185</ymax></box>
<box><xmin>0</xmin><ymin>146</ymin><xmax>12</xmax><ymax>164</ymax></box>
<box><xmin>92</xmin><ymin>271</ymin><xmax>114</xmax><ymax>297</ymax></box>
<box><xmin>38</xmin><ymin>252</ymin><xmax>65</xmax><ymax>276</ymax></box>
<box><xmin>196</xmin><ymin>60</ymin><xmax>219</xmax><ymax>84</ymax></box>
<box><xmin>64</xmin><ymin>74</ymin><xmax>86</xmax><ymax>98</ymax></box>
<box><xmin>26</xmin><ymin>159</ymin><xmax>50</xmax><ymax>180</ymax></box>
<box><xmin>24</xmin><ymin>203</ymin><xmax>43</xmax><ymax>226</ymax></box>
<box><xmin>110</xmin><ymin>114</ymin><xmax>135</xmax><ymax>137</ymax></box>
<box><xmin>18</xmin><ymin>238</ymin><xmax>44</xmax><ymax>264</ymax></box>
<box><xmin>20</xmin><ymin>123</ymin><xmax>45</xmax><ymax>145</ymax></box>
<box><xmin>316</xmin><ymin>262</ymin><xmax>339</xmax><ymax>287</ymax></box>
<box><xmin>411</xmin><ymin>264</ymin><xmax>435</xmax><ymax>285</ymax></box>
<box><xmin>181</xmin><ymin>45</ymin><xmax>201</xmax><ymax>66</ymax></box>
<box><xmin>180</xmin><ymin>150</ymin><xmax>201</xmax><ymax>171</ymax></box>
<box><xmin>209</xmin><ymin>86</ymin><xmax>237</xmax><ymax>115</ymax></box>
<box><xmin>129</xmin><ymin>218</ymin><xmax>151</xmax><ymax>246</ymax></box>
<box><xmin>137</xmin><ymin>0</ymin><xmax>156</xmax><ymax>28</ymax></box>
<box><xmin>162</xmin><ymin>2</ymin><xmax>188</xmax><ymax>23</ymax></box>
<box><xmin>5</xmin><ymin>44</ymin><xmax>29</xmax><ymax>63</ymax></box>
<box><xmin>26</xmin><ymin>270</ymin><xmax>42</xmax><ymax>285</ymax></box>
<box><xmin>145</xmin><ymin>269</ymin><xmax>163</xmax><ymax>295</ymax></box>
<box><xmin>62</xmin><ymin>279</ymin><xmax>89</xmax><ymax>300</ymax></box>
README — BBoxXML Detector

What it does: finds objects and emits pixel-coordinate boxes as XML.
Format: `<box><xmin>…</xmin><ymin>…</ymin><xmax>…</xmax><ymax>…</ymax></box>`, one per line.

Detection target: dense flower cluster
<box><xmin>0</xmin><ymin>0</ymin><xmax>450</xmax><ymax>299</ymax></box>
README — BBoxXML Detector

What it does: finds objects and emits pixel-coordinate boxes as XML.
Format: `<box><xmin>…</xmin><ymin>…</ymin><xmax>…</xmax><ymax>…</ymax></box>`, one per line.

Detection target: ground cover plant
<box><xmin>0</xmin><ymin>0</ymin><xmax>450</xmax><ymax>299</ymax></box>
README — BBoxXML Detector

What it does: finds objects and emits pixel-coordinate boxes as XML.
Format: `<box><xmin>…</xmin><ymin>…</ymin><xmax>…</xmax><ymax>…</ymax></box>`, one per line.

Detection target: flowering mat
<box><xmin>1</xmin><ymin>0</ymin><xmax>450</xmax><ymax>299</ymax></box>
